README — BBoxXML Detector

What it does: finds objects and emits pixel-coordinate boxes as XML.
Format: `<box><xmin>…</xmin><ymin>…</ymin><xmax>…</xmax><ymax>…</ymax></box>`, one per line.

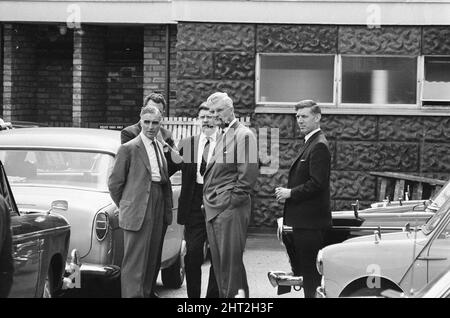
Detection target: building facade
<box><xmin>1</xmin><ymin>0</ymin><xmax>450</xmax><ymax>227</ymax></box>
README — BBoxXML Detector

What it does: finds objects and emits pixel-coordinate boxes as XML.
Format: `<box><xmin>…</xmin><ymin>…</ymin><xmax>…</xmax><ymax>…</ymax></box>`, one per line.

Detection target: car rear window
<box><xmin>0</xmin><ymin>149</ymin><xmax>114</xmax><ymax>191</ymax></box>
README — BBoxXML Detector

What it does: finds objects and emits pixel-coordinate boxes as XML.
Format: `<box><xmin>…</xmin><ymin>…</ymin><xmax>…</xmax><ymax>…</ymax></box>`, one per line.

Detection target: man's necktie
<box><xmin>199</xmin><ymin>137</ymin><xmax>211</xmax><ymax>176</ymax></box>
<box><xmin>152</xmin><ymin>140</ymin><xmax>168</xmax><ymax>184</ymax></box>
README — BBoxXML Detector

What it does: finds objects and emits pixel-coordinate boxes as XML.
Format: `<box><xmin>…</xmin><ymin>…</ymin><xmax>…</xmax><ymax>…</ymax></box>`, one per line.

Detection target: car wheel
<box><xmin>42</xmin><ymin>268</ymin><xmax>54</xmax><ymax>298</ymax></box>
<box><xmin>161</xmin><ymin>254</ymin><xmax>185</xmax><ymax>289</ymax></box>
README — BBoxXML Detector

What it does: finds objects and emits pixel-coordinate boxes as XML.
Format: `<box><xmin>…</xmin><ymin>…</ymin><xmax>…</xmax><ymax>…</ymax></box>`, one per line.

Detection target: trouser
<box><xmin>121</xmin><ymin>182</ymin><xmax>166</xmax><ymax>298</ymax></box>
<box><xmin>185</xmin><ymin>183</ymin><xmax>218</xmax><ymax>298</ymax></box>
<box><xmin>289</xmin><ymin>228</ymin><xmax>325</xmax><ymax>298</ymax></box>
<box><xmin>206</xmin><ymin>202</ymin><xmax>250</xmax><ymax>298</ymax></box>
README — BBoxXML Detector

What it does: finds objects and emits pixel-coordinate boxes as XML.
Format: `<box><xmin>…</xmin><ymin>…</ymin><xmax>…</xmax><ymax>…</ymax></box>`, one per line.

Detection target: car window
<box><xmin>0</xmin><ymin>150</ymin><xmax>114</xmax><ymax>191</ymax></box>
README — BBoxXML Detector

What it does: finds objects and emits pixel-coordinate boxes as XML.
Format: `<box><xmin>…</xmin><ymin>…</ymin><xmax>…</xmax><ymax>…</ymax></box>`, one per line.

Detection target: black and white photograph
<box><xmin>1</xmin><ymin>0</ymin><xmax>450</xmax><ymax>306</ymax></box>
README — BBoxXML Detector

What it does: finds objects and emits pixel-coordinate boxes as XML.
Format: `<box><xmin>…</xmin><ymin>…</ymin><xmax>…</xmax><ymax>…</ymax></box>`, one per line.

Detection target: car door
<box><xmin>423</xmin><ymin>214</ymin><xmax>450</xmax><ymax>283</ymax></box>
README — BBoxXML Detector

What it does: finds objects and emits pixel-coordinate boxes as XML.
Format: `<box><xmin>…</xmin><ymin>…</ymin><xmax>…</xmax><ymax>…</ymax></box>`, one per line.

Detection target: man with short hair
<box><xmin>169</xmin><ymin>102</ymin><xmax>219</xmax><ymax>298</ymax></box>
<box><xmin>202</xmin><ymin>92</ymin><xmax>259</xmax><ymax>298</ymax></box>
<box><xmin>109</xmin><ymin>105</ymin><xmax>173</xmax><ymax>298</ymax></box>
<box><xmin>275</xmin><ymin>100</ymin><xmax>332</xmax><ymax>298</ymax></box>
<box><xmin>121</xmin><ymin>92</ymin><xmax>175</xmax><ymax>148</ymax></box>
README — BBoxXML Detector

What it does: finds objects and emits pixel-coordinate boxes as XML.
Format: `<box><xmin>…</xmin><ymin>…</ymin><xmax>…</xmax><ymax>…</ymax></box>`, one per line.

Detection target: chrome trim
<box><xmin>282</xmin><ymin>225</ymin><xmax>405</xmax><ymax>233</ymax></box>
<box><xmin>316</xmin><ymin>249</ymin><xmax>323</xmax><ymax>275</ymax></box>
<box><xmin>316</xmin><ymin>286</ymin><xmax>326</xmax><ymax>298</ymax></box>
<box><xmin>12</xmin><ymin>225</ymin><xmax>70</xmax><ymax>242</ymax></box>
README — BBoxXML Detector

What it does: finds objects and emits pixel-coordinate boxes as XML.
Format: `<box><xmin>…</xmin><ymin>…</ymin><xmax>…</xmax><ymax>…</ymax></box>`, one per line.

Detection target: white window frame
<box><xmin>420</xmin><ymin>55</ymin><xmax>450</xmax><ymax>110</ymax></box>
<box><xmin>255</xmin><ymin>53</ymin><xmax>338</xmax><ymax>107</ymax></box>
<box><xmin>338</xmin><ymin>54</ymin><xmax>420</xmax><ymax>109</ymax></box>
<box><xmin>255</xmin><ymin>53</ymin><xmax>450</xmax><ymax>116</ymax></box>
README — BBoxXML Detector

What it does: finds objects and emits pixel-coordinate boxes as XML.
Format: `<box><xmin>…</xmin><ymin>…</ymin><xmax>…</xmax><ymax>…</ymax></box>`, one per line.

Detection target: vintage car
<box><xmin>316</xmin><ymin>190</ymin><xmax>450</xmax><ymax>298</ymax></box>
<box><xmin>380</xmin><ymin>266</ymin><xmax>450</xmax><ymax>298</ymax></box>
<box><xmin>279</xmin><ymin>178</ymin><xmax>449</xmax><ymax>248</ymax></box>
<box><xmin>0</xmin><ymin>128</ymin><xmax>185</xmax><ymax>297</ymax></box>
<box><xmin>1</xmin><ymin>159</ymin><xmax>75</xmax><ymax>298</ymax></box>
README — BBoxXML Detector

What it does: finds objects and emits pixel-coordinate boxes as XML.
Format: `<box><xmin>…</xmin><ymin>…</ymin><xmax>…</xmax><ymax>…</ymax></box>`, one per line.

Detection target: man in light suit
<box><xmin>109</xmin><ymin>105</ymin><xmax>173</xmax><ymax>298</ymax></box>
<box><xmin>202</xmin><ymin>92</ymin><xmax>259</xmax><ymax>298</ymax></box>
<box><xmin>168</xmin><ymin>102</ymin><xmax>219</xmax><ymax>298</ymax></box>
<box><xmin>121</xmin><ymin>92</ymin><xmax>175</xmax><ymax>148</ymax></box>
<box><xmin>275</xmin><ymin>100</ymin><xmax>332</xmax><ymax>298</ymax></box>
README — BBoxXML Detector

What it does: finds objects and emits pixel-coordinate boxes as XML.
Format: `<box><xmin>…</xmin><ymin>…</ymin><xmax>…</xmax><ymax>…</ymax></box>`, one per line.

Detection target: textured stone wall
<box><xmin>175</xmin><ymin>23</ymin><xmax>450</xmax><ymax>227</ymax></box>
<box><xmin>175</xmin><ymin>23</ymin><xmax>255</xmax><ymax>116</ymax></box>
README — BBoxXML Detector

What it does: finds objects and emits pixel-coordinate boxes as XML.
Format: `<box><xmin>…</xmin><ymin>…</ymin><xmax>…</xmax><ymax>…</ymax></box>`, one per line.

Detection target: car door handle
<box><xmin>417</xmin><ymin>256</ymin><xmax>447</xmax><ymax>261</ymax></box>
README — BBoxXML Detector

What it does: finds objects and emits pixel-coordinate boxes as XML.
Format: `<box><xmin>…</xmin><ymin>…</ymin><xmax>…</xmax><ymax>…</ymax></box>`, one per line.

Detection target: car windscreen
<box><xmin>0</xmin><ymin>149</ymin><xmax>114</xmax><ymax>191</ymax></box>
<box><xmin>428</xmin><ymin>181</ymin><xmax>450</xmax><ymax>212</ymax></box>
<box><xmin>423</xmin><ymin>198</ymin><xmax>450</xmax><ymax>235</ymax></box>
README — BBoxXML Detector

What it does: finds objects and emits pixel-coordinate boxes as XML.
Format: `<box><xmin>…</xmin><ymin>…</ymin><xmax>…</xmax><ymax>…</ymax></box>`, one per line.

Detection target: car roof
<box><xmin>0</xmin><ymin>128</ymin><xmax>121</xmax><ymax>155</ymax></box>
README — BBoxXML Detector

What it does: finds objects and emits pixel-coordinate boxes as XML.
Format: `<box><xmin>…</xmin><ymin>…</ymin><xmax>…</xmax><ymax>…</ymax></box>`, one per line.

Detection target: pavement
<box><xmin>155</xmin><ymin>229</ymin><xmax>305</xmax><ymax>298</ymax></box>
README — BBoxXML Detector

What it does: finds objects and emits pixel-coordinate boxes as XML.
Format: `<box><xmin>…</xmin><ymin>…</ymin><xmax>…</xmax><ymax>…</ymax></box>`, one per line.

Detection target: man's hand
<box><xmin>275</xmin><ymin>187</ymin><xmax>291</xmax><ymax>202</ymax></box>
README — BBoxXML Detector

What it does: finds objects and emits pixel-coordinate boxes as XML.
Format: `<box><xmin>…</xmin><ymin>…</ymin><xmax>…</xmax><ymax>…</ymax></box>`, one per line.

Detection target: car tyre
<box><xmin>161</xmin><ymin>254</ymin><xmax>185</xmax><ymax>289</ymax></box>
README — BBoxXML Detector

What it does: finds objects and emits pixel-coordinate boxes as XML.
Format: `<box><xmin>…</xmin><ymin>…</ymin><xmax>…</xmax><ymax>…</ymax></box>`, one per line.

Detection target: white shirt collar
<box><xmin>223</xmin><ymin>118</ymin><xmax>237</xmax><ymax>134</ymax></box>
<box><xmin>200</xmin><ymin>129</ymin><xmax>218</xmax><ymax>143</ymax></box>
<box><xmin>140</xmin><ymin>131</ymin><xmax>160</xmax><ymax>146</ymax></box>
<box><xmin>304</xmin><ymin>128</ymin><xmax>321</xmax><ymax>143</ymax></box>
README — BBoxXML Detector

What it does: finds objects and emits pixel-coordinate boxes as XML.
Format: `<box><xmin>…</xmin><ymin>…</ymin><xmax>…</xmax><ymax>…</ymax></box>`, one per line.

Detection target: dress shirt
<box><xmin>304</xmin><ymin>128</ymin><xmax>321</xmax><ymax>143</ymax></box>
<box><xmin>222</xmin><ymin>118</ymin><xmax>237</xmax><ymax>135</ymax></box>
<box><xmin>196</xmin><ymin>131</ymin><xmax>217</xmax><ymax>184</ymax></box>
<box><xmin>140</xmin><ymin>132</ymin><xmax>164</xmax><ymax>182</ymax></box>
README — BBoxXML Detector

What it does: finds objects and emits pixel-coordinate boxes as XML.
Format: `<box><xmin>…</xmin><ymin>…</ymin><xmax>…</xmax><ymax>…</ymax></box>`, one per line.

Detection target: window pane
<box><xmin>342</xmin><ymin>56</ymin><xmax>416</xmax><ymax>104</ymax></box>
<box><xmin>259</xmin><ymin>55</ymin><xmax>334</xmax><ymax>103</ymax></box>
<box><xmin>423</xmin><ymin>56</ymin><xmax>450</xmax><ymax>103</ymax></box>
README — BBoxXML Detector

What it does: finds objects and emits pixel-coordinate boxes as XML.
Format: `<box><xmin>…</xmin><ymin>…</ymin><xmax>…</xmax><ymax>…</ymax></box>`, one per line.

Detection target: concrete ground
<box><xmin>155</xmin><ymin>230</ymin><xmax>305</xmax><ymax>298</ymax></box>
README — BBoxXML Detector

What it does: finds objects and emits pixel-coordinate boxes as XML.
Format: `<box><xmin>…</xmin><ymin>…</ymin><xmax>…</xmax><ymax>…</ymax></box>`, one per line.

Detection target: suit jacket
<box><xmin>283</xmin><ymin>130</ymin><xmax>332</xmax><ymax>229</ymax></box>
<box><xmin>0</xmin><ymin>195</ymin><xmax>13</xmax><ymax>298</ymax></box>
<box><xmin>171</xmin><ymin>135</ymin><xmax>200</xmax><ymax>225</ymax></box>
<box><xmin>108</xmin><ymin>136</ymin><xmax>173</xmax><ymax>231</ymax></box>
<box><xmin>203</xmin><ymin>121</ymin><xmax>259</xmax><ymax>222</ymax></box>
<box><xmin>121</xmin><ymin>122</ymin><xmax>175</xmax><ymax>148</ymax></box>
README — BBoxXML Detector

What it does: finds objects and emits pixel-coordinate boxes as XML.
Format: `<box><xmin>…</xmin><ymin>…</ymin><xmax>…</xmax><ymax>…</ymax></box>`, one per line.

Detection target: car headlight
<box><xmin>316</xmin><ymin>249</ymin><xmax>323</xmax><ymax>275</ymax></box>
<box><xmin>95</xmin><ymin>211</ymin><xmax>109</xmax><ymax>241</ymax></box>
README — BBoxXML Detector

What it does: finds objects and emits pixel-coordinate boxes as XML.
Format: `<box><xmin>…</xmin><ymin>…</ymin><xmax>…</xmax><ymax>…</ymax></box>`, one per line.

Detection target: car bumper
<box><xmin>63</xmin><ymin>262</ymin><xmax>121</xmax><ymax>298</ymax></box>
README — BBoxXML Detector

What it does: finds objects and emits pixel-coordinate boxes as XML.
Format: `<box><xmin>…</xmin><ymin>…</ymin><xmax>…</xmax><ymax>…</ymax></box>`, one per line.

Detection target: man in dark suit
<box><xmin>275</xmin><ymin>100</ymin><xmax>331</xmax><ymax>298</ymax></box>
<box><xmin>203</xmin><ymin>92</ymin><xmax>259</xmax><ymax>298</ymax></box>
<box><xmin>168</xmin><ymin>102</ymin><xmax>219</xmax><ymax>298</ymax></box>
<box><xmin>109</xmin><ymin>105</ymin><xmax>173</xmax><ymax>298</ymax></box>
<box><xmin>0</xmin><ymin>195</ymin><xmax>13</xmax><ymax>298</ymax></box>
<box><xmin>121</xmin><ymin>92</ymin><xmax>175</xmax><ymax>148</ymax></box>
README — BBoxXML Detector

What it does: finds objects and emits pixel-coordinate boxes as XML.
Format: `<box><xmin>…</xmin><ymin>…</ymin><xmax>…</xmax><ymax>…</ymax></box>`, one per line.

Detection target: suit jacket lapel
<box><xmin>290</xmin><ymin>131</ymin><xmax>322</xmax><ymax>170</ymax></box>
<box><xmin>205</xmin><ymin>128</ymin><xmax>227</xmax><ymax>175</ymax></box>
<box><xmin>136</xmin><ymin>136</ymin><xmax>152</xmax><ymax>174</ymax></box>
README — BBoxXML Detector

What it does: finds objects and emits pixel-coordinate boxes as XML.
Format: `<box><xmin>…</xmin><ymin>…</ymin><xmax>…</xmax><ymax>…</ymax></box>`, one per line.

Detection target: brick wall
<box><xmin>2</xmin><ymin>23</ymin><xmax>37</xmax><ymax>122</ymax></box>
<box><xmin>143</xmin><ymin>24</ymin><xmax>177</xmax><ymax>117</ymax></box>
<box><xmin>73</xmin><ymin>25</ymin><xmax>107</xmax><ymax>127</ymax></box>
<box><xmin>36</xmin><ymin>25</ymin><xmax>73</xmax><ymax>124</ymax></box>
<box><xmin>105</xmin><ymin>26</ymin><xmax>143</xmax><ymax>124</ymax></box>
<box><xmin>1</xmin><ymin>24</ymin><xmax>3</xmax><ymax>115</ymax></box>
